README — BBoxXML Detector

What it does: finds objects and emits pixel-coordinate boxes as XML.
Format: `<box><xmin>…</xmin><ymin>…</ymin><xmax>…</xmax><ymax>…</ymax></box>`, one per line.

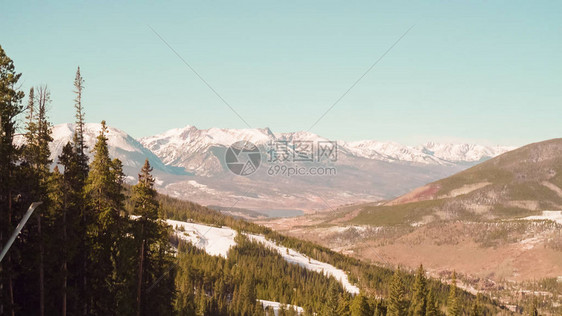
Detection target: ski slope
<box><xmin>168</xmin><ymin>220</ymin><xmax>360</xmax><ymax>294</ymax></box>
<box><xmin>167</xmin><ymin>219</ymin><xmax>237</xmax><ymax>258</ymax></box>
<box><xmin>247</xmin><ymin>234</ymin><xmax>360</xmax><ymax>294</ymax></box>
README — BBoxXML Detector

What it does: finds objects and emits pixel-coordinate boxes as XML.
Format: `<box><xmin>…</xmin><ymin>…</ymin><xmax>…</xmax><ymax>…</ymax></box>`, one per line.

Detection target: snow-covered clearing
<box><xmin>166</xmin><ymin>219</ymin><xmax>237</xmax><ymax>258</ymax></box>
<box><xmin>520</xmin><ymin>211</ymin><xmax>562</xmax><ymax>225</ymax></box>
<box><xmin>258</xmin><ymin>299</ymin><xmax>304</xmax><ymax>315</ymax></box>
<box><xmin>168</xmin><ymin>220</ymin><xmax>360</xmax><ymax>294</ymax></box>
<box><xmin>247</xmin><ymin>234</ymin><xmax>360</xmax><ymax>294</ymax></box>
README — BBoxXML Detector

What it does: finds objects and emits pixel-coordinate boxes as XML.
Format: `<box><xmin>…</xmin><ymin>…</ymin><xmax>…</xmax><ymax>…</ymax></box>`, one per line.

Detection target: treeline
<box><xmin>0</xmin><ymin>46</ymin><xmax>173</xmax><ymax>315</ymax></box>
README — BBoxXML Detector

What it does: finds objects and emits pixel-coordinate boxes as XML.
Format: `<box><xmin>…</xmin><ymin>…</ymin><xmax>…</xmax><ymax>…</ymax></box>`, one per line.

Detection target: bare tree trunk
<box><xmin>8</xmin><ymin>269</ymin><xmax>14</xmax><ymax>316</ymax></box>
<box><xmin>136</xmin><ymin>238</ymin><xmax>145</xmax><ymax>316</ymax></box>
<box><xmin>62</xmin><ymin>206</ymin><xmax>67</xmax><ymax>316</ymax></box>
<box><xmin>8</xmin><ymin>190</ymin><xmax>15</xmax><ymax>316</ymax></box>
<box><xmin>81</xmin><ymin>202</ymin><xmax>88</xmax><ymax>316</ymax></box>
<box><xmin>38</xmin><ymin>214</ymin><xmax>44</xmax><ymax>316</ymax></box>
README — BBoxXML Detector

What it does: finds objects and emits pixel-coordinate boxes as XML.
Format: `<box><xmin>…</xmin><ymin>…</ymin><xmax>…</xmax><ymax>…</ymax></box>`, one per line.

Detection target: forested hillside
<box><xmin>0</xmin><ymin>45</ymin><xmax>509</xmax><ymax>315</ymax></box>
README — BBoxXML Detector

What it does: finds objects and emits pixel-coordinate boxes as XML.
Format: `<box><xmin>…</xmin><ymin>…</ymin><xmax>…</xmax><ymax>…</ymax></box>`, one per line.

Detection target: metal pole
<box><xmin>0</xmin><ymin>201</ymin><xmax>43</xmax><ymax>263</ymax></box>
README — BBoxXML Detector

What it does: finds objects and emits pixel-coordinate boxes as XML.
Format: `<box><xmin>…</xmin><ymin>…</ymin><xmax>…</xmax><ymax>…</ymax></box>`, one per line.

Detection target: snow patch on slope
<box><xmin>258</xmin><ymin>300</ymin><xmax>304</xmax><ymax>315</ymax></box>
<box><xmin>168</xmin><ymin>220</ymin><xmax>360</xmax><ymax>294</ymax></box>
<box><xmin>521</xmin><ymin>211</ymin><xmax>562</xmax><ymax>225</ymax></box>
<box><xmin>246</xmin><ymin>234</ymin><xmax>360</xmax><ymax>294</ymax></box>
<box><xmin>166</xmin><ymin>219</ymin><xmax>237</xmax><ymax>258</ymax></box>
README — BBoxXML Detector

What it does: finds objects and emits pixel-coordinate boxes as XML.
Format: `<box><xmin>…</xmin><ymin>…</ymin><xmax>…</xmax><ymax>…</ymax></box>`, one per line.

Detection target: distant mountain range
<box><xmin>263</xmin><ymin>138</ymin><xmax>562</xmax><ymax>298</ymax></box>
<box><xmin>21</xmin><ymin>123</ymin><xmax>515</xmax><ymax>211</ymax></box>
<box><xmin>372</xmin><ymin>137</ymin><xmax>562</xmax><ymax>218</ymax></box>
<box><xmin>324</xmin><ymin>138</ymin><xmax>562</xmax><ymax>284</ymax></box>
<box><xmin>140</xmin><ymin>125</ymin><xmax>512</xmax><ymax>169</ymax></box>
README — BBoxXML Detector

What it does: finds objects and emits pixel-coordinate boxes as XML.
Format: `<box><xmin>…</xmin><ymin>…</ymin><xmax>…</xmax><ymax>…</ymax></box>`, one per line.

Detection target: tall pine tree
<box><xmin>57</xmin><ymin>140</ymin><xmax>90</xmax><ymax>315</ymax></box>
<box><xmin>323</xmin><ymin>282</ymin><xmax>340</xmax><ymax>316</ymax></box>
<box><xmin>410</xmin><ymin>264</ymin><xmax>428</xmax><ymax>316</ymax></box>
<box><xmin>70</xmin><ymin>66</ymin><xmax>90</xmax><ymax>315</ymax></box>
<box><xmin>0</xmin><ymin>44</ymin><xmax>25</xmax><ymax>316</ymax></box>
<box><xmin>388</xmin><ymin>269</ymin><xmax>408</xmax><ymax>316</ymax></box>
<box><xmin>425</xmin><ymin>287</ymin><xmax>439</xmax><ymax>316</ymax></box>
<box><xmin>350</xmin><ymin>294</ymin><xmax>370</xmax><ymax>316</ymax></box>
<box><xmin>73</xmin><ymin>66</ymin><xmax>87</xmax><ymax>167</ymax></box>
<box><xmin>130</xmin><ymin>159</ymin><xmax>174</xmax><ymax>315</ymax></box>
<box><xmin>84</xmin><ymin>121</ymin><xmax>127</xmax><ymax>315</ymax></box>
<box><xmin>447</xmin><ymin>272</ymin><xmax>460</xmax><ymax>316</ymax></box>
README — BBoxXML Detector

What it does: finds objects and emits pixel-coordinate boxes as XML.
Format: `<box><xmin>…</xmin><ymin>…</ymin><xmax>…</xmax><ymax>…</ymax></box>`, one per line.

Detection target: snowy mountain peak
<box><xmin>417</xmin><ymin>142</ymin><xmax>515</xmax><ymax>162</ymax></box>
<box><xmin>139</xmin><ymin>125</ymin><xmax>514</xmax><ymax>171</ymax></box>
<box><xmin>345</xmin><ymin>140</ymin><xmax>446</xmax><ymax>164</ymax></box>
<box><xmin>33</xmin><ymin>122</ymin><xmax>518</xmax><ymax>210</ymax></box>
<box><xmin>16</xmin><ymin>123</ymin><xmax>176</xmax><ymax>180</ymax></box>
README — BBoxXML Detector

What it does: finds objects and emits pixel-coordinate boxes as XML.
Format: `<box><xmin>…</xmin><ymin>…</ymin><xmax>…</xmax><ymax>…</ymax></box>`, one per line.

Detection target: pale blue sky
<box><xmin>1</xmin><ymin>1</ymin><xmax>560</xmax><ymax>146</ymax></box>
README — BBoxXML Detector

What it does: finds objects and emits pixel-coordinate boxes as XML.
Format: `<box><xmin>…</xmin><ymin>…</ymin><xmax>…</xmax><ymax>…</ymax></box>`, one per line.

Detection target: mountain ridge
<box><xmin>29</xmin><ymin>122</ymin><xmax>515</xmax><ymax>210</ymax></box>
<box><xmin>140</xmin><ymin>124</ymin><xmax>514</xmax><ymax>171</ymax></box>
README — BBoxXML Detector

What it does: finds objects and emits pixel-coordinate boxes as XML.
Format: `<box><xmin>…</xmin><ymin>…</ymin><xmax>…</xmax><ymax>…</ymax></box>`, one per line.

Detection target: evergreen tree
<box><xmin>410</xmin><ymin>264</ymin><xmax>428</xmax><ymax>316</ymax></box>
<box><xmin>388</xmin><ymin>269</ymin><xmax>408</xmax><ymax>316</ymax></box>
<box><xmin>469</xmin><ymin>293</ymin><xmax>481</xmax><ymax>316</ymax></box>
<box><xmin>174</xmin><ymin>251</ymin><xmax>196</xmax><ymax>315</ymax></box>
<box><xmin>52</xmin><ymin>67</ymin><xmax>89</xmax><ymax>315</ymax></box>
<box><xmin>196</xmin><ymin>287</ymin><xmax>207</xmax><ymax>316</ymax></box>
<box><xmin>425</xmin><ymin>287</ymin><xmax>439</xmax><ymax>316</ymax></box>
<box><xmin>0</xmin><ymin>44</ymin><xmax>25</xmax><ymax>316</ymax></box>
<box><xmin>373</xmin><ymin>300</ymin><xmax>387</xmax><ymax>316</ymax></box>
<box><xmin>85</xmin><ymin>120</ymin><xmax>127</xmax><ymax>314</ymax></box>
<box><xmin>14</xmin><ymin>84</ymin><xmax>53</xmax><ymax>316</ymax></box>
<box><xmin>240</xmin><ymin>273</ymin><xmax>257</xmax><ymax>315</ymax></box>
<box><xmin>73</xmin><ymin>66</ymin><xmax>87</xmax><ymax>165</ymax></box>
<box><xmin>22</xmin><ymin>87</ymin><xmax>36</xmax><ymax>163</ymax></box>
<box><xmin>337</xmin><ymin>295</ymin><xmax>351</xmax><ymax>316</ymax></box>
<box><xmin>131</xmin><ymin>159</ymin><xmax>174</xmax><ymax>315</ymax></box>
<box><xmin>57</xmin><ymin>140</ymin><xmax>91</xmax><ymax>315</ymax></box>
<box><xmin>324</xmin><ymin>282</ymin><xmax>340</xmax><ymax>316</ymax></box>
<box><xmin>34</xmin><ymin>86</ymin><xmax>52</xmax><ymax>173</ymax></box>
<box><xmin>34</xmin><ymin>85</ymin><xmax>53</xmax><ymax>316</ymax></box>
<box><xmin>47</xmin><ymin>166</ymin><xmax>68</xmax><ymax>314</ymax></box>
<box><xmin>350</xmin><ymin>294</ymin><xmax>370</xmax><ymax>316</ymax></box>
<box><xmin>447</xmin><ymin>272</ymin><xmax>460</xmax><ymax>316</ymax></box>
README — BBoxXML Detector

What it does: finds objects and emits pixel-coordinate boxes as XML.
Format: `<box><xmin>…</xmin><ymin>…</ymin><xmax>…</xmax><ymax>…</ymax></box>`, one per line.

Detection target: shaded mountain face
<box><xmin>35</xmin><ymin>123</ymin><xmax>513</xmax><ymax>211</ymax></box>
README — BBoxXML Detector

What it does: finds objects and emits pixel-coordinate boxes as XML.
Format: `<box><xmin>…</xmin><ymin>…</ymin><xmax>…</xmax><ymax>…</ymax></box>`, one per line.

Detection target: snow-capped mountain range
<box><xmin>345</xmin><ymin>140</ymin><xmax>511</xmax><ymax>165</ymax></box>
<box><xmin>139</xmin><ymin>125</ymin><xmax>512</xmax><ymax>169</ymax></box>
<box><xmin>25</xmin><ymin>123</ymin><xmax>515</xmax><ymax>211</ymax></box>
